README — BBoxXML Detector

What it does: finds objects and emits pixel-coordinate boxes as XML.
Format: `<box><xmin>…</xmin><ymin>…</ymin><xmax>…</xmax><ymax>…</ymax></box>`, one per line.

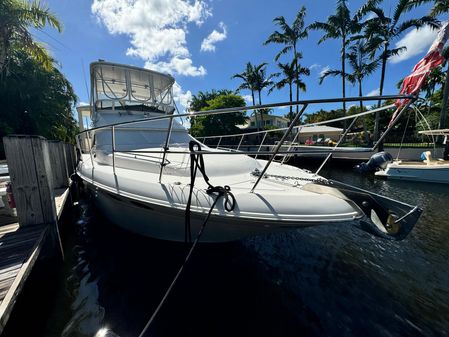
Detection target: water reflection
<box><xmin>21</xmin><ymin>164</ymin><xmax>449</xmax><ymax>336</ymax></box>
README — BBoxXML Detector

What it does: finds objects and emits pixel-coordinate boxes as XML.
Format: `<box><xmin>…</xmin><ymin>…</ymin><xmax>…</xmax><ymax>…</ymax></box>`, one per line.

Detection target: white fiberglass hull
<box><xmin>375</xmin><ymin>161</ymin><xmax>449</xmax><ymax>183</ymax></box>
<box><xmin>77</xmin><ymin>151</ymin><xmax>364</xmax><ymax>242</ymax></box>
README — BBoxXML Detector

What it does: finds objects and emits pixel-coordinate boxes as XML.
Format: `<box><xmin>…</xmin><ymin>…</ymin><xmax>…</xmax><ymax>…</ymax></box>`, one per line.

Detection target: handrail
<box><xmin>77</xmin><ymin>95</ymin><xmax>415</xmax><ymax>135</ymax></box>
<box><xmin>76</xmin><ymin>94</ymin><xmax>418</xmax><ymax>192</ymax></box>
<box><xmin>201</xmin><ymin>103</ymin><xmax>396</xmax><ymax>140</ymax></box>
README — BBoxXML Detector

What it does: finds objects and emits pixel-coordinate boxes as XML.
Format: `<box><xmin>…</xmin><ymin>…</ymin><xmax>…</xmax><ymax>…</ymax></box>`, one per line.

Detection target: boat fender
<box><xmin>354</xmin><ymin>151</ymin><xmax>393</xmax><ymax>173</ymax></box>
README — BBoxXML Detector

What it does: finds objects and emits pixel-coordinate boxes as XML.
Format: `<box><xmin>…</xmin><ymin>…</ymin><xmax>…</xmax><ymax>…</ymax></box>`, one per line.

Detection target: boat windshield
<box><xmin>90</xmin><ymin>62</ymin><xmax>175</xmax><ymax>115</ymax></box>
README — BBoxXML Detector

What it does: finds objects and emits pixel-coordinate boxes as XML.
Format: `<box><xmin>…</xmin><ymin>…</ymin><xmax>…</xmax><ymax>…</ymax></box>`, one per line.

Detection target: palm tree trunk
<box><xmin>375</xmin><ymin>44</ymin><xmax>388</xmax><ymax>141</ymax></box>
<box><xmin>439</xmin><ymin>64</ymin><xmax>449</xmax><ymax>137</ymax></box>
<box><xmin>359</xmin><ymin>79</ymin><xmax>369</xmax><ymax>143</ymax></box>
<box><xmin>294</xmin><ymin>43</ymin><xmax>299</xmax><ymax>115</ymax></box>
<box><xmin>289</xmin><ymin>82</ymin><xmax>293</xmax><ymax>123</ymax></box>
<box><xmin>342</xmin><ymin>36</ymin><xmax>347</xmax><ymax>131</ymax></box>
<box><xmin>252</xmin><ymin>90</ymin><xmax>259</xmax><ymax>133</ymax></box>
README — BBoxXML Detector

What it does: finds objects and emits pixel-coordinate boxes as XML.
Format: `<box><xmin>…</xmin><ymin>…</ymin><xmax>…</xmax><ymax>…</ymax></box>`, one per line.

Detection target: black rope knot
<box><xmin>185</xmin><ymin>140</ymin><xmax>236</xmax><ymax>242</ymax></box>
<box><xmin>206</xmin><ymin>185</ymin><xmax>236</xmax><ymax>212</ymax></box>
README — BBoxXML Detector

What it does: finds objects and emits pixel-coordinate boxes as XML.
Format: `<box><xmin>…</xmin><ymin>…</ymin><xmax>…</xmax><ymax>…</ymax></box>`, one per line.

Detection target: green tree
<box><xmin>189</xmin><ymin>92</ymin><xmax>246</xmax><ymax>137</ymax></box>
<box><xmin>269</xmin><ymin>56</ymin><xmax>310</xmax><ymax>122</ymax></box>
<box><xmin>0</xmin><ymin>0</ymin><xmax>62</xmax><ymax>79</ymax></box>
<box><xmin>320</xmin><ymin>40</ymin><xmax>379</xmax><ymax>112</ymax></box>
<box><xmin>320</xmin><ymin>40</ymin><xmax>379</xmax><ymax>141</ymax></box>
<box><xmin>252</xmin><ymin>63</ymin><xmax>273</xmax><ymax>128</ymax></box>
<box><xmin>358</xmin><ymin>0</ymin><xmax>439</xmax><ymax>139</ymax></box>
<box><xmin>0</xmin><ymin>51</ymin><xmax>78</xmax><ymax>158</ymax></box>
<box><xmin>309</xmin><ymin>0</ymin><xmax>361</xmax><ymax>128</ymax></box>
<box><xmin>232</xmin><ymin>62</ymin><xmax>268</xmax><ymax>131</ymax></box>
<box><xmin>264</xmin><ymin>6</ymin><xmax>308</xmax><ymax>114</ymax></box>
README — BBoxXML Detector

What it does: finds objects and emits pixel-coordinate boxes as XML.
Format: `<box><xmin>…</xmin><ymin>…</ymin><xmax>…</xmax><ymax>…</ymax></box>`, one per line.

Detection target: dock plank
<box><xmin>0</xmin><ymin>186</ymin><xmax>70</xmax><ymax>334</ymax></box>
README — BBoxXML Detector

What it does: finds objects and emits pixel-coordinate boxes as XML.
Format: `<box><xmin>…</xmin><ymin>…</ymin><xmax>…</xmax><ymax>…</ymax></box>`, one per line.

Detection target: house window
<box><xmin>266</xmin><ymin>120</ymin><xmax>271</xmax><ymax>125</ymax></box>
<box><xmin>251</xmin><ymin>122</ymin><xmax>255</xmax><ymax>126</ymax></box>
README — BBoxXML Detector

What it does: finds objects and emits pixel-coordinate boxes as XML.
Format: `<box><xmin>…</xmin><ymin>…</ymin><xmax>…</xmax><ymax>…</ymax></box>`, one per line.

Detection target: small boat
<box><xmin>75</xmin><ymin>61</ymin><xmax>421</xmax><ymax>242</ymax></box>
<box><xmin>375</xmin><ymin>129</ymin><xmax>449</xmax><ymax>183</ymax></box>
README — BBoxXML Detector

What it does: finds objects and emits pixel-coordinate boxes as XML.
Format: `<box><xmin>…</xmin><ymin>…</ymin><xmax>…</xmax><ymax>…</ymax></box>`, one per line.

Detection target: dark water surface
<box><xmin>3</xmin><ymin>162</ymin><xmax>449</xmax><ymax>337</ymax></box>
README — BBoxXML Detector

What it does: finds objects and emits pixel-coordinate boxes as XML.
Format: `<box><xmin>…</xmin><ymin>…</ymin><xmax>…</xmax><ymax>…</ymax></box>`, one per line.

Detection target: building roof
<box><xmin>297</xmin><ymin>125</ymin><xmax>343</xmax><ymax>134</ymax></box>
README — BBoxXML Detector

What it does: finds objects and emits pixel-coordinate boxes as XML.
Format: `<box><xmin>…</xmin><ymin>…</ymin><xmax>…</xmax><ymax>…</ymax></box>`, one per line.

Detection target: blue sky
<box><xmin>35</xmin><ymin>0</ymin><xmax>447</xmax><ymax>116</ymax></box>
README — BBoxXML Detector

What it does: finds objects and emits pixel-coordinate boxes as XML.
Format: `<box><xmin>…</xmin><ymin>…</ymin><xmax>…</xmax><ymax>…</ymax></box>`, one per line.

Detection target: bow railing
<box><xmin>75</xmin><ymin>95</ymin><xmax>417</xmax><ymax>191</ymax></box>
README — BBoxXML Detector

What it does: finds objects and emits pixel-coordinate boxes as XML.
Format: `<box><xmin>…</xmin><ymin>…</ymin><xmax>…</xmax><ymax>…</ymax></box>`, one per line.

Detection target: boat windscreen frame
<box><xmin>90</xmin><ymin>61</ymin><xmax>176</xmax><ymax>120</ymax></box>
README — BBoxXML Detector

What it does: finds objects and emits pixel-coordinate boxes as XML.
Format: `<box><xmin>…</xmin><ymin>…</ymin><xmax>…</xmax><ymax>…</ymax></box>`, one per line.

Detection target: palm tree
<box><xmin>232</xmin><ymin>62</ymin><xmax>269</xmax><ymax>131</ymax></box>
<box><xmin>0</xmin><ymin>0</ymin><xmax>62</xmax><ymax>79</ymax></box>
<box><xmin>309</xmin><ymin>0</ymin><xmax>361</xmax><ymax>129</ymax></box>
<box><xmin>320</xmin><ymin>40</ymin><xmax>379</xmax><ymax>141</ymax></box>
<box><xmin>358</xmin><ymin>0</ymin><xmax>440</xmax><ymax>139</ymax></box>
<box><xmin>252</xmin><ymin>63</ymin><xmax>274</xmax><ymax>128</ymax></box>
<box><xmin>269</xmin><ymin>57</ymin><xmax>310</xmax><ymax>122</ymax></box>
<box><xmin>232</xmin><ymin>62</ymin><xmax>260</xmax><ymax>131</ymax></box>
<box><xmin>264</xmin><ymin>6</ymin><xmax>308</xmax><ymax>115</ymax></box>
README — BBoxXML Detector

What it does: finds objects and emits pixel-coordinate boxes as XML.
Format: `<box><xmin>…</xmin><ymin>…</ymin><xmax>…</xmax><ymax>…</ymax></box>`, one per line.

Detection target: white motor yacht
<box><xmin>75</xmin><ymin>61</ymin><xmax>421</xmax><ymax>242</ymax></box>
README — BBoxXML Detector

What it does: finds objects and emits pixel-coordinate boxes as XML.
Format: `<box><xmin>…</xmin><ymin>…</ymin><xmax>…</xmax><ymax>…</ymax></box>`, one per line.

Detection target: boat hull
<box><xmin>88</xmin><ymin>183</ymin><xmax>355</xmax><ymax>242</ymax></box>
<box><xmin>375</xmin><ymin>162</ymin><xmax>449</xmax><ymax>183</ymax></box>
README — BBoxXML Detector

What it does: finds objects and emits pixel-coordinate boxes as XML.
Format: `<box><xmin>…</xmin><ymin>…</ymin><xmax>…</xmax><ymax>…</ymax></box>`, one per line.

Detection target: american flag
<box><xmin>389</xmin><ymin>21</ymin><xmax>449</xmax><ymax>128</ymax></box>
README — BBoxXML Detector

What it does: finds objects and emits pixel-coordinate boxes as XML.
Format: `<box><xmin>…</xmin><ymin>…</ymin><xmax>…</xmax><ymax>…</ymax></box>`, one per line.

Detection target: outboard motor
<box><xmin>354</xmin><ymin>151</ymin><xmax>393</xmax><ymax>173</ymax></box>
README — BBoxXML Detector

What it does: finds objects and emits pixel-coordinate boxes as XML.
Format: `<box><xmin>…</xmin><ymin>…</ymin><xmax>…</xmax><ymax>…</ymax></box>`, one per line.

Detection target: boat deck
<box><xmin>0</xmin><ymin>187</ymin><xmax>70</xmax><ymax>333</ymax></box>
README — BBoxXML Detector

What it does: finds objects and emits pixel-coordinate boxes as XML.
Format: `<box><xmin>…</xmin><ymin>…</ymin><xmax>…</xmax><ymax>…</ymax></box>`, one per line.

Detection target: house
<box><xmin>238</xmin><ymin>114</ymin><xmax>290</xmax><ymax>130</ymax></box>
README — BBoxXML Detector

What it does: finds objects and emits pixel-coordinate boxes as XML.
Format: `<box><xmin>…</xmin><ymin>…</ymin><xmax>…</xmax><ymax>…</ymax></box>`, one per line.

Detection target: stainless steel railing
<box><xmin>75</xmin><ymin>95</ymin><xmax>417</xmax><ymax>192</ymax></box>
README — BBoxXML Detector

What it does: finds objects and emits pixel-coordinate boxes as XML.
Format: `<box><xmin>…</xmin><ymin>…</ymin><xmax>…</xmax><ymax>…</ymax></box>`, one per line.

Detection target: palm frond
<box><xmin>274</xmin><ymin>45</ymin><xmax>292</xmax><ymax>61</ymax></box>
<box><xmin>395</xmin><ymin>17</ymin><xmax>440</xmax><ymax>35</ymax></box>
<box><xmin>319</xmin><ymin>69</ymin><xmax>343</xmax><ymax>84</ymax></box>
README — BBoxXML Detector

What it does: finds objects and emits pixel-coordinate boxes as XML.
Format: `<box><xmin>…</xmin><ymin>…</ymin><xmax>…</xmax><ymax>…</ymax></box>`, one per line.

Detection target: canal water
<box><xmin>3</xmin><ymin>161</ymin><xmax>449</xmax><ymax>337</ymax></box>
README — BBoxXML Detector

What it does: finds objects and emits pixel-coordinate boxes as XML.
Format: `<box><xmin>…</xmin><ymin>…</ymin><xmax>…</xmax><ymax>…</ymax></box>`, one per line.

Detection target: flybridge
<box><xmin>90</xmin><ymin>61</ymin><xmax>176</xmax><ymax>119</ymax></box>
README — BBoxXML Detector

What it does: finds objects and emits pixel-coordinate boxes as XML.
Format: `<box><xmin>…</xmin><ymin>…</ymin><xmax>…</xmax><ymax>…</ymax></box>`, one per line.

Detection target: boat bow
<box><xmin>303</xmin><ymin>180</ymin><xmax>422</xmax><ymax>240</ymax></box>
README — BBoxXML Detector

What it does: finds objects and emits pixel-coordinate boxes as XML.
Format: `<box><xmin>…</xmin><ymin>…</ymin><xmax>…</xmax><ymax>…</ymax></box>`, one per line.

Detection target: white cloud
<box><xmin>77</xmin><ymin>102</ymin><xmax>89</xmax><ymax>107</ymax></box>
<box><xmin>172</xmin><ymin>82</ymin><xmax>192</xmax><ymax>112</ymax></box>
<box><xmin>91</xmin><ymin>0</ymin><xmax>211</xmax><ymax>76</ymax></box>
<box><xmin>367</xmin><ymin>88</ymin><xmax>380</xmax><ymax>96</ymax></box>
<box><xmin>242</xmin><ymin>94</ymin><xmax>253</xmax><ymax>105</ymax></box>
<box><xmin>319</xmin><ymin>66</ymin><xmax>330</xmax><ymax>78</ymax></box>
<box><xmin>145</xmin><ymin>57</ymin><xmax>206</xmax><ymax>77</ymax></box>
<box><xmin>201</xmin><ymin>22</ymin><xmax>227</xmax><ymax>52</ymax></box>
<box><xmin>309</xmin><ymin>63</ymin><xmax>321</xmax><ymax>71</ymax></box>
<box><xmin>390</xmin><ymin>26</ymin><xmax>439</xmax><ymax>64</ymax></box>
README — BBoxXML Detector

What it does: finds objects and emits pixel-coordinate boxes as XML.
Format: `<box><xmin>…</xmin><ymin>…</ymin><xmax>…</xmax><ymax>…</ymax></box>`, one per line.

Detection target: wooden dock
<box><xmin>0</xmin><ymin>135</ymin><xmax>76</xmax><ymax>334</ymax></box>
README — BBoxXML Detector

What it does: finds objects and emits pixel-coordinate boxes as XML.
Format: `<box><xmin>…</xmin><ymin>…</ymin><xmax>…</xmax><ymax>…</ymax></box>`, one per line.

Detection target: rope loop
<box><xmin>206</xmin><ymin>184</ymin><xmax>236</xmax><ymax>212</ymax></box>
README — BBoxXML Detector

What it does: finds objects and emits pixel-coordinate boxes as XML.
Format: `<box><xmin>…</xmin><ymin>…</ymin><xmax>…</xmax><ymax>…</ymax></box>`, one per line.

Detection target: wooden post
<box><xmin>48</xmin><ymin>141</ymin><xmax>69</xmax><ymax>189</ymax></box>
<box><xmin>3</xmin><ymin>135</ymin><xmax>64</xmax><ymax>259</ymax></box>
<box><xmin>3</xmin><ymin>136</ymin><xmax>56</xmax><ymax>226</ymax></box>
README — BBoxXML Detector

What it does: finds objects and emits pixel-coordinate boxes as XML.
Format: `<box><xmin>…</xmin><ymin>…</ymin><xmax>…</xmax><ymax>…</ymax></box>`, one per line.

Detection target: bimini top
<box><xmin>90</xmin><ymin>61</ymin><xmax>175</xmax><ymax>117</ymax></box>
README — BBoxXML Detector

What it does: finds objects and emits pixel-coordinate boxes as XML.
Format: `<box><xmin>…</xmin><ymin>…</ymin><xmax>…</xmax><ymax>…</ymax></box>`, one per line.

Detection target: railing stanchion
<box><xmin>216</xmin><ymin>137</ymin><xmax>222</xmax><ymax>149</ymax></box>
<box><xmin>315</xmin><ymin>115</ymin><xmax>359</xmax><ymax>175</ymax></box>
<box><xmin>281</xmin><ymin>126</ymin><xmax>303</xmax><ymax>165</ymax></box>
<box><xmin>237</xmin><ymin>135</ymin><xmax>244</xmax><ymax>151</ymax></box>
<box><xmin>87</xmin><ymin>131</ymin><xmax>95</xmax><ymax>183</ymax></box>
<box><xmin>251</xmin><ymin>104</ymin><xmax>308</xmax><ymax>193</ymax></box>
<box><xmin>255</xmin><ymin>132</ymin><xmax>268</xmax><ymax>160</ymax></box>
<box><xmin>112</xmin><ymin>126</ymin><xmax>116</xmax><ymax>175</ymax></box>
<box><xmin>159</xmin><ymin>115</ymin><xmax>174</xmax><ymax>183</ymax></box>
